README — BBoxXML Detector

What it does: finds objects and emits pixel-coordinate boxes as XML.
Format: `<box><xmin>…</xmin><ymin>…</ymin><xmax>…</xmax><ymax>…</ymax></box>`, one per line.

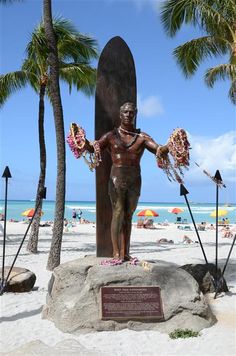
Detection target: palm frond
<box><xmin>59</xmin><ymin>64</ymin><xmax>96</xmax><ymax>96</ymax></box>
<box><xmin>161</xmin><ymin>0</ymin><xmax>233</xmax><ymax>38</ymax></box>
<box><xmin>198</xmin><ymin>1</ymin><xmax>234</xmax><ymax>39</ymax></box>
<box><xmin>26</xmin><ymin>17</ymin><xmax>99</xmax><ymax>64</ymax></box>
<box><xmin>3</xmin><ymin>15</ymin><xmax>98</xmax><ymax>107</ymax></box>
<box><xmin>57</xmin><ymin>35</ymin><xmax>99</xmax><ymax>62</ymax></box>
<box><xmin>174</xmin><ymin>35</ymin><xmax>230</xmax><ymax>76</ymax></box>
<box><xmin>0</xmin><ymin>71</ymin><xmax>29</xmax><ymax>106</ymax></box>
<box><xmin>205</xmin><ymin>64</ymin><xmax>236</xmax><ymax>88</ymax></box>
<box><xmin>228</xmin><ymin>80</ymin><xmax>236</xmax><ymax>104</ymax></box>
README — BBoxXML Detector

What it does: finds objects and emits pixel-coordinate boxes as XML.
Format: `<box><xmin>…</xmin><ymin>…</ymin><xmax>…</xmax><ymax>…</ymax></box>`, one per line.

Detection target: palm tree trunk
<box><xmin>27</xmin><ymin>83</ymin><xmax>46</xmax><ymax>253</ymax></box>
<box><xmin>43</xmin><ymin>0</ymin><xmax>66</xmax><ymax>270</ymax></box>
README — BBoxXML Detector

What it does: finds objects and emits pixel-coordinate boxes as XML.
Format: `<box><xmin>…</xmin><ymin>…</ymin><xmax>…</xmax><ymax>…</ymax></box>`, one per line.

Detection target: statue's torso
<box><xmin>106</xmin><ymin>129</ymin><xmax>146</xmax><ymax>167</ymax></box>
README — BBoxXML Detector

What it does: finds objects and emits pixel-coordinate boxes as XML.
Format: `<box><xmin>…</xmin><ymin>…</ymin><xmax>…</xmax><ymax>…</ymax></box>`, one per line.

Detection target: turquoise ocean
<box><xmin>0</xmin><ymin>200</ymin><xmax>235</xmax><ymax>225</ymax></box>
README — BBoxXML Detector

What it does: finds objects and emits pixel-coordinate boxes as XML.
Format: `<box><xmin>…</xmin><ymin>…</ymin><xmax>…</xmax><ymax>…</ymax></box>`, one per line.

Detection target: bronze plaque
<box><xmin>101</xmin><ymin>286</ymin><xmax>163</xmax><ymax>320</ymax></box>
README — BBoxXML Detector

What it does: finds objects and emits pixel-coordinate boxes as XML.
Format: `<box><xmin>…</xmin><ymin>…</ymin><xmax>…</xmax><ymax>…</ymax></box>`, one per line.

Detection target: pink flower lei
<box><xmin>67</xmin><ymin>123</ymin><xmax>102</xmax><ymax>171</ymax></box>
<box><xmin>67</xmin><ymin>123</ymin><xmax>86</xmax><ymax>159</ymax></box>
<box><xmin>156</xmin><ymin>128</ymin><xmax>190</xmax><ymax>183</ymax></box>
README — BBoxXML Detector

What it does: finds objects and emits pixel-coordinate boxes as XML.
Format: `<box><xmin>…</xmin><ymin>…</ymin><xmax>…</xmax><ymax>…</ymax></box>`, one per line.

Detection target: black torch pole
<box><xmin>214</xmin><ymin>170</ymin><xmax>223</xmax><ymax>286</ymax></box>
<box><xmin>0</xmin><ymin>187</ymin><xmax>46</xmax><ymax>295</ymax></box>
<box><xmin>1</xmin><ymin>166</ymin><xmax>12</xmax><ymax>290</ymax></box>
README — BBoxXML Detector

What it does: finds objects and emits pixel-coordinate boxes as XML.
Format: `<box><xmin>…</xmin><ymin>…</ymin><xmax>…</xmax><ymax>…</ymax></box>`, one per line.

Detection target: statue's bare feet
<box><xmin>113</xmin><ymin>253</ymin><xmax>120</xmax><ymax>260</ymax></box>
<box><xmin>124</xmin><ymin>255</ymin><xmax>132</xmax><ymax>261</ymax></box>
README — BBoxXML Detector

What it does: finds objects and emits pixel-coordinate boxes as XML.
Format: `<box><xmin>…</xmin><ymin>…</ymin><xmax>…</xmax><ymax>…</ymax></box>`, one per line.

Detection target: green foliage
<box><xmin>161</xmin><ymin>0</ymin><xmax>236</xmax><ymax>104</ymax></box>
<box><xmin>169</xmin><ymin>328</ymin><xmax>200</xmax><ymax>339</ymax></box>
<box><xmin>0</xmin><ymin>17</ymin><xmax>99</xmax><ymax>106</ymax></box>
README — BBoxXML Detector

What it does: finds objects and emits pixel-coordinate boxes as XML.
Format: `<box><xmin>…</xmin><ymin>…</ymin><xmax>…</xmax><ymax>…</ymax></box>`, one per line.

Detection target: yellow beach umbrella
<box><xmin>210</xmin><ymin>209</ymin><xmax>228</xmax><ymax>218</ymax></box>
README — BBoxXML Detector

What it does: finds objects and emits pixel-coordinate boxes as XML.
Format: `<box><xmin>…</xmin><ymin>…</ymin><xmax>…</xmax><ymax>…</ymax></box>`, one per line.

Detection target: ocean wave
<box><xmin>136</xmin><ymin>205</ymin><xmax>185</xmax><ymax>211</ymax></box>
<box><xmin>66</xmin><ymin>205</ymin><xmax>96</xmax><ymax>211</ymax></box>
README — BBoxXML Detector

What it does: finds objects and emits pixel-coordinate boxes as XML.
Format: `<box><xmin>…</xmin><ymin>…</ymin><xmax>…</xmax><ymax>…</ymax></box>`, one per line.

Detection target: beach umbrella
<box><xmin>168</xmin><ymin>207</ymin><xmax>184</xmax><ymax>214</ymax></box>
<box><xmin>137</xmin><ymin>209</ymin><xmax>159</xmax><ymax>217</ymax></box>
<box><xmin>21</xmin><ymin>208</ymin><xmax>44</xmax><ymax>218</ymax></box>
<box><xmin>210</xmin><ymin>209</ymin><xmax>228</xmax><ymax>218</ymax></box>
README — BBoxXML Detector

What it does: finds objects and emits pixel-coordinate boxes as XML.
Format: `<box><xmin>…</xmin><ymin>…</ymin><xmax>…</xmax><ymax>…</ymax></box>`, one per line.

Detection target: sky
<box><xmin>0</xmin><ymin>0</ymin><xmax>235</xmax><ymax>204</ymax></box>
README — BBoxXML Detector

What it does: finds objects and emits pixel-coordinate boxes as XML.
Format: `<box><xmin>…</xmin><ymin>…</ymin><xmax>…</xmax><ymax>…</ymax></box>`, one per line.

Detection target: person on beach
<box><xmin>182</xmin><ymin>235</ymin><xmax>194</xmax><ymax>244</ymax></box>
<box><xmin>77</xmin><ymin>209</ymin><xmax>82</xmax><ymax>223</ymax></box>
<box><xmin>222</xmin><ymin>226</ymin><xmax>233</xmax><ymax>238</ymax></box>
<box><xmin>67</xmin><ymin>102</ymin><xmax>190</xmax><ymax>261</ymax></box>
<box><xmin>72</xmin><ymin>209</ymin><xmax>77</xmax><ymax>223</ymax></box>
<box><xmin>84</xmin><ymin>102</ymin><xmax>169</xmax><ymax>261</ymax></box>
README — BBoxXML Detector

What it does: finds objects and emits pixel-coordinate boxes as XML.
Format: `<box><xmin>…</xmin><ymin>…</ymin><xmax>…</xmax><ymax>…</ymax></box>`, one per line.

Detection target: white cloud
<box><xmin>186</xmin><ymin>131</ymin><xmax>236</xmax><ymax>182</ymax></box>
<box><xmin>106</xmin><ymin>0</ymin><xmax>162</xmax><ymax>12</ymax></box>
<box><xmin>129</xmin><ymin>0</ymin><xmax>162</xmax><ymax>12</ymax></box>
<box><xmin>137</xmin><ymin>94</ymin><xmax>164</xmax><ymax>117</ymax></box>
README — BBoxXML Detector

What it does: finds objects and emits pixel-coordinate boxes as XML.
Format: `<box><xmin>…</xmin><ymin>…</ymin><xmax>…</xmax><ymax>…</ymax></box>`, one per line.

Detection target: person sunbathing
<box><xmin>143</xmin><ymin>218</ymin><xmax>155</xmax><ymax>229</ymax></box>
<box><xmin>136</xmin><ymin>218</ymin><xmax>144</xmax><ymax>228</ymax></box>
<box><xmin>222</xmin><ymin>227</ymin><xmax>233</xmax><ymax>238</ymax></box>
<box><xmin>157</xmin><ymin>238</ymin><xmax>174</xmax><ymax>244</ymax></box>
<box><xmin>182</xmin><ymin>235</ymin><xmax>193</xmax><ymax>244</ymax></box>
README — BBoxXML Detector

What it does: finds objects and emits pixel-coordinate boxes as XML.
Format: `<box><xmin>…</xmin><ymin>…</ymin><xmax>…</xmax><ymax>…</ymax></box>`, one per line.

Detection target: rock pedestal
<box><xmin>0</xmin><ymin>266</ymin><xmax>36</xmax><ymax>293</ymax></box>
<box><xmin>42</xmin><ymin>256</ymin><xmax>216</xmax><ymax>334</ymax></box>
<box><xmin>180</xmin><ymin>263</ymin><xmax>228</xmax><ymax>294</ymax></box>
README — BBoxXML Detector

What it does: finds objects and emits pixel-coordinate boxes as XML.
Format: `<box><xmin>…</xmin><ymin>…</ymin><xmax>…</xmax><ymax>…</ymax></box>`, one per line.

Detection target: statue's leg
<box><xmin>123</xmin><ymin>192</ymin><xmax>139</xmax><ymax>260</ymax></box>
<box><xmin>110</xmin><ymin>187</ymin><xmax>126</xmax><ymax>259</ymax></box>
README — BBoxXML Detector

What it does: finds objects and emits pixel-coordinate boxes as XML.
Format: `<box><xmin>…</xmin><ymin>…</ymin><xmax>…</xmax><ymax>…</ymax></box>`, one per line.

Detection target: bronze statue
<box><xmin>67</xmin><ymin>102</ymin><xmax>189</xmax><ymax>261</ymax></box>
<box><xmin>84</xmin><ymin>102</ymin><xmax>169</xmax><ymax>261</ymax></box>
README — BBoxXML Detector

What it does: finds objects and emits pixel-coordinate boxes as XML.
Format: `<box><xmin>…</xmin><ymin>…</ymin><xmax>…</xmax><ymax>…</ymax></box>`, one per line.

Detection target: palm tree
<box><xmin>0</xmin><ymin>17</ymin><xmax>98</xmax><ymax>257</ymax></box>
<box><xmin>161</xmin><ymin>0</ymin><xmax>236</xmax><ymax>104</ymax></box>
<box><xmin>43</xmin><ymin>0</ymin><xmax>64</xmax><ymax>270</ymax></box>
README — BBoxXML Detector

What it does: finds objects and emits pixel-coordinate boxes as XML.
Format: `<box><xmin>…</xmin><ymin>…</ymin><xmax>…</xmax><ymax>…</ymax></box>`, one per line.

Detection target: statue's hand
<box><xmin>158</xmin><ymin>145</ymin><xmax>169</xmax><ymax>158</ymax></box>
<box><xmin>84</xmin><ymin>138</ymin><xmax>94</xmax><ymax>153</ymax></box>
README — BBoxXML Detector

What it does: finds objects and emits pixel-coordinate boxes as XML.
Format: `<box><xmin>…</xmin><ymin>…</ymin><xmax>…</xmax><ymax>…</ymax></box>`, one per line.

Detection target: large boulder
<box><xmin>180</xmin><ymin>263</ymin><xmax>228</xmax><ymax>294</ymax></box>
<box><xmin>1</xmin><ymin>266</ymin><xmax>36</xmax><ymax>293</ymax></box>
<box><xmin>42</xmin><ymin>256</ymin><xmax>216</xmax><ymax>334</ymax></box>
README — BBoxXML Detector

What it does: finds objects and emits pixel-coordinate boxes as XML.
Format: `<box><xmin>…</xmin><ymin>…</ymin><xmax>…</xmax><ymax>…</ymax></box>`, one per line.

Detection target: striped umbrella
<box><xmin>137</xmin><ymin>209</ymin><xmax>159</xmax><ymax>217</ymax></box>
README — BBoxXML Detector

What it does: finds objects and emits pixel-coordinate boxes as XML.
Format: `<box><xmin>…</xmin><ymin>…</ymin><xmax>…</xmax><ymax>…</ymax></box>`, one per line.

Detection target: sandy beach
<box><xmin>0</xmin><ymin>220</ymin><xmax>236</xmax><ymax>355</ymax></box>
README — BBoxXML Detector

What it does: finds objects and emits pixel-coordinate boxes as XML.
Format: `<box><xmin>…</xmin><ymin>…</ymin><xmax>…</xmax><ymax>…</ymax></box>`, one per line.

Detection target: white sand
<box><xmin>0</xmin><ymin>221</ymin><xmax>236</xmax><ymax>355</ymax></box>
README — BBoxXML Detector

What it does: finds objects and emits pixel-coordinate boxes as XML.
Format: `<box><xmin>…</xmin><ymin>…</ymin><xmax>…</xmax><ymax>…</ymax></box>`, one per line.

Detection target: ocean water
<box><xmin>0</xmin><ymin>200</ymin><xmax>235</xmax><ymax>225</ymax></box>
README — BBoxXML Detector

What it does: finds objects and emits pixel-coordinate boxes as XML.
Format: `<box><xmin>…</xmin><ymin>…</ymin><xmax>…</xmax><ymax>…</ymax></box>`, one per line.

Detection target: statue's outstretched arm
<box><xmin>143</xmin><ymin>134</ymin><xmax>168</xmax><ymax>157</ymax></box>
<box><xmin>142</xmin><ymin>129</ymin><xmax>190</xmax><ymax>183</ymax></box>
<box><xmin>67</xmin><ymin>123</ymin><xmax>103</xmax><ymax>171</ymax></box>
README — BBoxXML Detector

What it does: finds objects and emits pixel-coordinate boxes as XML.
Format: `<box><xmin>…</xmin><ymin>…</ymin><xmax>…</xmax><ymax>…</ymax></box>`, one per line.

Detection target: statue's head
<box><xmin>120</xmin><ymin>102</ymin><xmax>137</xmax><ymax>126</ymax></box>
<box><xmin>120</xmin><ymin>102</ymin><xmax>137</xmax><ymax>114</ymax></box>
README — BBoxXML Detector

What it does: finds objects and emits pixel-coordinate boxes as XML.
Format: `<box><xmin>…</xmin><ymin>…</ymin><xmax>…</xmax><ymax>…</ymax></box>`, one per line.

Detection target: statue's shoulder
<box><xmin>139</xmin><ymin>131</ymin><xmax>152</xmax><ymax>139</ymax></box>
<box><xmin>100</xmin><ymin>129</ymin><xmax>115</xmax><ymax>140</ymax></box>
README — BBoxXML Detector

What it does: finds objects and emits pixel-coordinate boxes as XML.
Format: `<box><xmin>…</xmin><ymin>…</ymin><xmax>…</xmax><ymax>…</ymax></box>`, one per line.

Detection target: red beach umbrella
<box><xmin>168</xmin><ymin>207</ymin><xmax>184</xmax><ymax>214</ymax></box>
<box><xmin>137</xmin><ymin>209</ymin><xmax>159</xmax><ymax>217</ymax></box>
<box><xmin>21</xmin><ymin>208</ymin><xmax>44</xmax><ymax>218</ymax></box>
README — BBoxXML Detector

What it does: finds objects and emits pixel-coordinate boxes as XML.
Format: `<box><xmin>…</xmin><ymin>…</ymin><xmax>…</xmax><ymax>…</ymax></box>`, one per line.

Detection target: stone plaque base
<box><xmin>101</xmin><ymin>286</ymin><xmax>163</xmax><ymax>320</ymax></box>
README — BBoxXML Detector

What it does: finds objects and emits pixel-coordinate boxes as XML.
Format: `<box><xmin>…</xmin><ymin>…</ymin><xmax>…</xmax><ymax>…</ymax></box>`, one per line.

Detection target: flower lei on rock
<box><xmin>100</xmin><ymin>257</ymin><xmax>139</xmax><ymax>266</ymax></box>
<box><xmin>66</xmin><ymin>123</ymin><xmax>102</xmax><ymax>171</ymax></box>
<box><xmin>156</xmin><ymin>128</ymin><xmax>190</xmax><ymax>183</ymax></box>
